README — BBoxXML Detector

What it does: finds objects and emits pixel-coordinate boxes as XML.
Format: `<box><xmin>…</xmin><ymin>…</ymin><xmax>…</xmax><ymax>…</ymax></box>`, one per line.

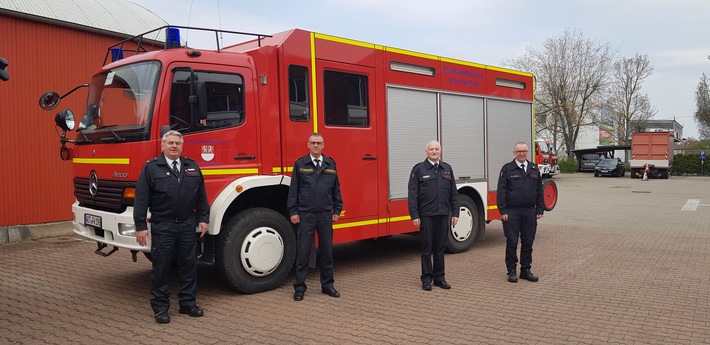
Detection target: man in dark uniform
<box><xmin>408</xmin><ymin>140</ymin><xmax>459</xmax><ymax>291</ymax></box>
<box><xmin>134</xmin><ymin>130</ymin><xmax>210</xmax><ymax>323</ymax></box>
<box><xmin>496</xmin><ymin>142</ymin><xmax>545</xmax><ymax>283</ymax></box>
<box><xmin>287</xmin><ymin>133</ymin><xmax>344</xmax><ymax>301</ymax></box>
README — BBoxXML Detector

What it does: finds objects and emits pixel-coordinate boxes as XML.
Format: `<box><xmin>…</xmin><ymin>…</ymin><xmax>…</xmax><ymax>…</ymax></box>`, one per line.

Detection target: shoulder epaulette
<box><xmin>146</xmin><ymin>157</ymin><xmax>157</xmax><ymax>164</ymax></box>
<box><xmin>182</xmin><ymin>156</ymin><xmax>195</xmax><ymax>162</ymax></box>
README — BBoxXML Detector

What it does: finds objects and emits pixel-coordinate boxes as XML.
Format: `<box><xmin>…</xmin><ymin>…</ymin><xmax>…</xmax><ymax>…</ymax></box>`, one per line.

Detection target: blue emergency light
<box><xmin>166</xmin><ymin>27</ymin><xmax>181</xmax><ymax>48</ymax></box>
<box><xmin>110</xmin><ymin>48</ymin><xmax>124</xmax><ymax>62</ymax></box>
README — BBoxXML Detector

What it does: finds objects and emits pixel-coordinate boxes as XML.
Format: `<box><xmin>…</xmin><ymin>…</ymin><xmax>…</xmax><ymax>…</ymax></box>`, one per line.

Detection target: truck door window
<box><xmin>323</xmin><ymin>70</ymin><xmax>369</xmax><ymax>127</ymax></box>
<box><xmin>289</xmin><ymin>65</ymin><xmax>309</xmax><ymax>122</ymax></box>
<box><xmin>171</xmin><ymin>71</ymin><xmax>244</xmax><ymax>133</ymax></box>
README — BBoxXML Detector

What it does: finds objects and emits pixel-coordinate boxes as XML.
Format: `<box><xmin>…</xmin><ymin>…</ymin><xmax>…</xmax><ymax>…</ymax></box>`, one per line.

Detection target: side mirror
<box><xmin>40</xmin><ymin>92</ymin><xmax>61</xmax><ymax>110</ymax></box>
<box><xmin>0</xmin><ymin>57</ymin><xmax>8</xmax><ymax>82</ymax></box>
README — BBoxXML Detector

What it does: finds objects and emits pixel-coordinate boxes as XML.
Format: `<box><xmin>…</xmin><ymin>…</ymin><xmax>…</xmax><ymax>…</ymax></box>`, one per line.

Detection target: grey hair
<box><xmin>162</xmin><ymin>130</ymin><xmax>183</xmax><ymax>142</ymax></box>
<box><xmin>426</xmin><ymin>140</ymin><xmax>440</xmax><ymax>150</ymax></box>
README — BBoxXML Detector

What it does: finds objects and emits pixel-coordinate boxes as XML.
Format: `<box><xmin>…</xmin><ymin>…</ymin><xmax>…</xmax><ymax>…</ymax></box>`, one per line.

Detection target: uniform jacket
<box><xmin>133</xmin><ymin>153</ymin><xmax>210</xmax><ymax>230</ymax></box>
<box><xmin>496</xmin><ymin>159</ymin><xmax>545</xmax><ymax>215</ymax></box>
<box><xmin>287</xmin><ymin>154</ymin><xmax>343</xmax><ymax>215</ymax></box>
<box><xmin>408</xmin><ymin>159</ymin><xmax>460</xmax><ymax>219</ymax></box>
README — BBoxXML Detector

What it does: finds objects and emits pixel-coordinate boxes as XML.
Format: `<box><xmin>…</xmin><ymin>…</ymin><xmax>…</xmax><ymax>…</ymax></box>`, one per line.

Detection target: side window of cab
<box><xmin>170</xmin><ymin>71</ymin><xmax>245</xmax><ymax>133</ymax></box>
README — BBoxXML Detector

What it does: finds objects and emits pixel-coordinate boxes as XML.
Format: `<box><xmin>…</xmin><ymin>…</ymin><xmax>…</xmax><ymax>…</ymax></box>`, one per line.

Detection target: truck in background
<box><xmin>534</xmin><ymin>138</ymin><xmax>560</xmax><ymax>178</ymax></box>
<box><xmin>39</xmin><ymin>26</ymin><xmax>557</xmax><ymax>294</ymax></box>
<box><xmin>630</xmin><ymin>131</ymin><xmax>674</xmax><ymax>179</ymax></box>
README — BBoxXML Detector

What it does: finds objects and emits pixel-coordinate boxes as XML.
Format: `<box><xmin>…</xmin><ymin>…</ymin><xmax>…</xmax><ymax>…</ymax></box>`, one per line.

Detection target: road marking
<box><xmin>681</xmin><ymin>199</ymin><xmax>700</xmax><ymax>212</ymax></box>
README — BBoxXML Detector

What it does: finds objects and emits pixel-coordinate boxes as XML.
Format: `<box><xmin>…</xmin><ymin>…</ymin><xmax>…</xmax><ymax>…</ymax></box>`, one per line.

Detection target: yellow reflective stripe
<box><xmin>488</xmin><ymin>205</ymin><xmax>498</xmax><ymax>210</ymax></box>
<box><xmin>73</xmin><ymin>158</ymin><xmax>129</xmax><ymax>164</ymax></box>
<box><xmin>388</xmin><ymin>215</ymin><xmax>411</xmax><ymax>222</ymax></box>
<box><xmin>310</xmin><ymin>33</ymin><xmax>319</xmax><ymax>134</ymax></box>
<box><xmin>272</xmin><ymin>167</ymin><xmax>294</xmax><ymax>173</ymax></box>
<box><xmin>314</xmin><ymin>33</ymin><xmax>380</xmax><ymax>50</ymax></box>
<box><xmin>332</xmin><ymin>215</ymin><xmax>412</xmax><ymax>230</ymax></box>
<box><xmin>201</xmin><ymin>168</ymin><xmax>259</xmax><ymax>176</ymax></box>
<box><xmin>333</xmin><ymin>219</ymin><xmax>379</xmax><ymax>229</ymax></box>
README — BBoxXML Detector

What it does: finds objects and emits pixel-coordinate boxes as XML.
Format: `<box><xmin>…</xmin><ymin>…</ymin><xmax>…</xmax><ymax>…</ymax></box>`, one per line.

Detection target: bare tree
<box><xmin>603</xmin><ymin>54</ymin><xmax>657</xmax><ymax>145</ymax></box>
<box><xmin>695</xmin><ymin>73</ymin><xmax>710</xmax><ymax>140</ymax></box>
<box><xmin>504</xmin><ymin>28</ymin><xmax>613</xmax><ymax>158</ymax></box>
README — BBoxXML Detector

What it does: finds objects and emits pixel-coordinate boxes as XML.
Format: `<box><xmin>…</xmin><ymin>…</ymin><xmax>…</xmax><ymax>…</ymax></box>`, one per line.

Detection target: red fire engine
<box><xmin>534</xmin><ymin>138</ymin><xmax>560</xmax><ymax>178</ymax></box>
<box><xmin>40</xmin><ymin>26</ymin><xmax>557</xmax><ymax>293</ymax></box>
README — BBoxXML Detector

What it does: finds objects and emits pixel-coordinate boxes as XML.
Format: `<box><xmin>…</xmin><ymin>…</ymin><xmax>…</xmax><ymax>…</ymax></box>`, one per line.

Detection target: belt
<box><xmin>151</xmin><ymin>216</ymin><xmax>194</xmax><ymax>223</ymax></box>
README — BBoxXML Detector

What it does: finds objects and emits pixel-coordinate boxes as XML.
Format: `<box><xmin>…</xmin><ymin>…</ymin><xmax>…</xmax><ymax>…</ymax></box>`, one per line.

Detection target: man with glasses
<box><xmin>496</xmin><ymin>142</ymin><xmax>545</xmax><ymax>283</ymax></box>
<box><xmin>287</xmin><ymin>133</ymin><xmax>344</xmax><ymax>301</ymax></box>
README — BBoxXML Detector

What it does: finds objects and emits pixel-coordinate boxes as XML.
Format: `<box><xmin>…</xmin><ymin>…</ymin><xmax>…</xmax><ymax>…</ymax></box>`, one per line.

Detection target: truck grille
<box><xmin>74</xmin><ymin>178</ymin><xmax>133</xmax><ymax>213</ymax></box>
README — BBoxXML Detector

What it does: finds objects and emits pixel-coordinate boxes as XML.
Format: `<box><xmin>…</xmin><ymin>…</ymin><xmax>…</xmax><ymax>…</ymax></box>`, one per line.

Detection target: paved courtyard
<box><xmin>1</xmin><ymin>174</ymin><xmax>709</xmax><ymax>344</ymax></box>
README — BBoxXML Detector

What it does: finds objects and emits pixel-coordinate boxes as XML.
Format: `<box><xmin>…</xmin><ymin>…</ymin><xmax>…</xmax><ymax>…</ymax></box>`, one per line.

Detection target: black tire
<box><xmin>446</xmin><ymin>195</ymin><xmax>479</xmax><ymax>253</ymax></box>
<box><xmin>594</xmin><ymin>172</ymin><xmax>599</xmax><ymax>177</ymax></box>
<box><xmin>216</xmin><ymin>208</ymin><xmax>296</xmax><ymax>294</ymax></box>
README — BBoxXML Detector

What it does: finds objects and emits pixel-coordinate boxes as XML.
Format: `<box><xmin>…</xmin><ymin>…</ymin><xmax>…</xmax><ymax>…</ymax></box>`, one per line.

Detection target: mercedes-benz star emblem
<box><xmin>89</xmin><ymin>171</ymin><xmax>99</xmax><ymax>197</ymax></box>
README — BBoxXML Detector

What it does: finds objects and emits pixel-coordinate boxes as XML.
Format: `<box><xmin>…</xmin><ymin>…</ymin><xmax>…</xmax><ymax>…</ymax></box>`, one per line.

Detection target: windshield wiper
<box><xmin>98</xmin><ymin>125</ymin><xmax>126</xmax><ymax>143</ymax></box>
<box><xmin>75</xmin><ymin>130</ymin><xmax>92</xmax><ymax>143</ymax></box>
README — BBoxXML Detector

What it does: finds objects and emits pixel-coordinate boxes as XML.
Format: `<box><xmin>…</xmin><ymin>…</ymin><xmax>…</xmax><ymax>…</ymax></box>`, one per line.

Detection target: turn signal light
<box><xmin>124</xmin><ymin>188</ymin><xmax>136</xmax><ymax>199</ymax></box>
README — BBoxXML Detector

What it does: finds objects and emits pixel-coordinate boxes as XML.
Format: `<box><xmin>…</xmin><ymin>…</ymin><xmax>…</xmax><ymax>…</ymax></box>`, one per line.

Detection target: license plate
<box><xmin>85</xmin><ymin>214</ymin><xmax>102</xmax><ymax>228</ymax></box>
<box><xmin>601</xmin><ymin>170</ymin><xmax>608</xmax><ymax>173</ymax></box>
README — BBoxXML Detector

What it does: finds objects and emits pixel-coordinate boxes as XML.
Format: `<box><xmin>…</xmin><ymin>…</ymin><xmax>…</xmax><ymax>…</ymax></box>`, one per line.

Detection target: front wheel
<box><xmin>446</xmin><ymin>195</ymin><xmax>480</xmax><ymax>253</ymax></box>
<box><xmin>216</xmin><ymin>208</ymin><xmax>296</xmax><ymax>294</ymax></box>
<box><xmin>542</xmin><ymin>179</ymin><xmax>558</xmax><ymax>211</ymax></box>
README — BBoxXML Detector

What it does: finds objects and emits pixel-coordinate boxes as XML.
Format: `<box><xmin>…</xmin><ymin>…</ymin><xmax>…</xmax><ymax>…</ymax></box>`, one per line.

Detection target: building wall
<box><xmin>0</xmin><ymin>15</ymin><xmax>131</xmax><ymax>226</ymax></box>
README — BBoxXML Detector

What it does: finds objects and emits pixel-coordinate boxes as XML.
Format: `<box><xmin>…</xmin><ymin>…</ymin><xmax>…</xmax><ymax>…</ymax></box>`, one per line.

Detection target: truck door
<box><xmin>165</xmin><ymin>63</ymin><xmax>258</xmax><ymax>200</ymax></box>
<box><xmin>315</xmin><ymin>61</ymin><xmax>378</xmax><ymax>221</ymax></box>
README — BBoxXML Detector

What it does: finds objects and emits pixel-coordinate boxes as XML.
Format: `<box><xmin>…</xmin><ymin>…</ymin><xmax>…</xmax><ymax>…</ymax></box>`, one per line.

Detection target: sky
<box><xmin>128</xmin><ymin>0</ymin><xmax>710</xmax><ymax>139</ymax></box>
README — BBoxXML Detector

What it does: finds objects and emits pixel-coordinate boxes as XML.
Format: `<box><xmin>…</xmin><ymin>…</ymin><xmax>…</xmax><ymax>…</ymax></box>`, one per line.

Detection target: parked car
<box><xmin>579</xmin><ymin>153</ymin><xmax>602</xmax><ymax>172</ymax></box>
<box><xmin>594</xmin><ymin>158</ymin><xmax>625</xmax><ymax>177</ymax></box>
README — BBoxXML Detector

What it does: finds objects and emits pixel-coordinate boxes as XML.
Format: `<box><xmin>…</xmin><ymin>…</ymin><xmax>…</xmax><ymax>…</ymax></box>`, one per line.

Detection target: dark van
<box><xmin>579</xmin><ymin>153</ymin><xmax>602</xmax><ymax>172</ymax></box>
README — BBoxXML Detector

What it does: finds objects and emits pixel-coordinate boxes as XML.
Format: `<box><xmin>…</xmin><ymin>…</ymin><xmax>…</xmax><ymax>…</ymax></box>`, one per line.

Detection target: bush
<box><xmin>673</xmin><ymin>153</ymin><xmax>710</xmax><ymax>176</ymax></box>
<box><xmin>558</xmin><ymin>157</ymin><xmax>579</xmax><ymax>173</ymax></box>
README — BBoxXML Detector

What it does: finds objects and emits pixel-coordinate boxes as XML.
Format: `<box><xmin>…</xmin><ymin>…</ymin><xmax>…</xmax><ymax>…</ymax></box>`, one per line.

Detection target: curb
<box><xmin>0</xmin><ymin>221</ymin><xmax>74</xmax><ymax>245</ymax></box>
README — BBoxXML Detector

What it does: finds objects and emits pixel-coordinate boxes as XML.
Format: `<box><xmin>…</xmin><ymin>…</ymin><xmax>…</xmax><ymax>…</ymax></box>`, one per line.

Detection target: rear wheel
<box><xmin>542</xmin><ymin>179</ymin><xmax>558</xmax><ymax>211</ymax></box>
<box><xmin>446</xmin><ymin>195</ymin><xmax>479</xmax><ymax>253</ymax></box>
<box><xmin>216</xmin><ymin>208</ymin><xmax>296</xmax><ymax>294</ymax></box>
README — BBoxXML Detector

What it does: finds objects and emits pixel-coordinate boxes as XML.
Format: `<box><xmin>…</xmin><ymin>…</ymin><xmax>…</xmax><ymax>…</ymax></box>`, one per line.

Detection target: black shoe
<box><xmin>433</xmin><ymin>280</ymin><xmax>451</xmax><ymax>289</ymax></box>
<box><xmin>179</xmin><ymin>306</ymin><xmax>204</xmax><ymax>317</ymax></box>
<box><xmin>520</xmin><ymin>269</ymin><xmax>539</xmax><ymax>282</ymax></box>
<box><xmin>321</xmin><ymin>287</ymin><xmax>340</xmax><ymax>298</ymax></box>
<box><xmin>507</xmin><ymin>269</ymin><xmax>518</xmax><ymax>283</ymax></box>
<box><xmin>294</xmin><ymin>291</ymin><xmax>305</xmax><ymax>301</ymax></box>
<box><xmin>154</xmin><ymin>312</ymin><xmax>170</xmax><ymax>324</ymax></box>
<box><xmin>422</xmin><ymin>282</ymin><xmax>432</xmax><ymax>291</ymax></box>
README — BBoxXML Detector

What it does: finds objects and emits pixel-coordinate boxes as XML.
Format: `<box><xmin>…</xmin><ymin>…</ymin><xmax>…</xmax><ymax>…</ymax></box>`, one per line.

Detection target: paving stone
<box><xmin>1</xmin><ymin>174</ymin><xmax>710</xmax><ymax>344</ymax></box>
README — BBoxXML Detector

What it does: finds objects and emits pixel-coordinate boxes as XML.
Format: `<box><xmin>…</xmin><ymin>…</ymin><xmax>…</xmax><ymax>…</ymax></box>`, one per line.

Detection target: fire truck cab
<box><xmin>41</xmin><ymin>26</ymin><xmax>556</xmax><ymax>293</ymax></box>
<box><xmin>534</xmin><ymin>138</ymin><xmax>560</xmax><ymax>178</ymax></box>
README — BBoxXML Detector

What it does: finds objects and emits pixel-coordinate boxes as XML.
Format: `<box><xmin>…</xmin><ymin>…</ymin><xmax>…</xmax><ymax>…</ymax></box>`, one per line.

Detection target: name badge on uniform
<box><xmin>423</xmin><ymin>175</ymin><xmax>430</xmax><ymax>178</ymax></box>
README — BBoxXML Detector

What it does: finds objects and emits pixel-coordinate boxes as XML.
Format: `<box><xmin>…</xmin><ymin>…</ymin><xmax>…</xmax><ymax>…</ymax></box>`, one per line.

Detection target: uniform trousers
<box><xmin>149</xmin><ymin>220</ymin><xmax>198</xmax><ymax>314</ymax></box>
<box><xmin>502</xmin><ymin>207</ymin><xmax>537</xmax><ymax>272</ymax></box>
<box><xmin>294</xmin><ymin>211</ymin><xmax>334</xmax><ymax>292</ymax></box>
<box><xmin>419</xmin><ymin>215</ymin><xmax>449</xmax><ymax>284</ymax></box>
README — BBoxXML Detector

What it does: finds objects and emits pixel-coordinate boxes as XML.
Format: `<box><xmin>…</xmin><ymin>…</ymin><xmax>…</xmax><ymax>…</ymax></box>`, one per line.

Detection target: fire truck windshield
<box><xmin>76</xmin><ymin>61</ymin><xmax>161</xmax><ymax>143</ymax></box>
<box><xmin>536</xmin><ymin>140</ymin><xmax>549</xmax><ymax>154</ymax></box>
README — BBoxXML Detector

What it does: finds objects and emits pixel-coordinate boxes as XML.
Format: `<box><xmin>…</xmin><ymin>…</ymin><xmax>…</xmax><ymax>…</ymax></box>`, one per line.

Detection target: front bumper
<box><xmin>72</xmin><ymin>201</ymin><xmax>150</xmax><ymax>253</ymax></box>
